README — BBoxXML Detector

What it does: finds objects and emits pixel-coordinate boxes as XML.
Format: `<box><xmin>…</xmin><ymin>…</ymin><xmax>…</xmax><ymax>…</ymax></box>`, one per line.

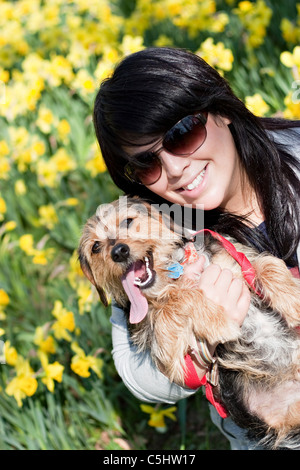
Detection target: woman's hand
<box><xmin>198</xmin><ymin>263</ymin><xmax>251</xmax><ymax>327</ymax></box>
<box><xmin>184</xmin><ymin>256</ymin><xmax>251</xmax><ymax>327</ymax></box>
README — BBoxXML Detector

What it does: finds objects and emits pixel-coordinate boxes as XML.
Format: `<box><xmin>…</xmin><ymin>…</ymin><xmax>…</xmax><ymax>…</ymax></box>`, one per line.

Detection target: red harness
<box><xmin>183</xmin><ymin>229</ymin><xmax>263</xmax><ymax>418</ymax></box>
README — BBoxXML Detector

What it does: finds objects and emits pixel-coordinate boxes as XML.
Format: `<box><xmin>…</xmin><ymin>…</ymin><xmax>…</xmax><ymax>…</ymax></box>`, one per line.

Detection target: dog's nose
<box><xmin>111</xmin><ymin>243</ymin><xmax>130</xmax><ymax>262</ymax></box>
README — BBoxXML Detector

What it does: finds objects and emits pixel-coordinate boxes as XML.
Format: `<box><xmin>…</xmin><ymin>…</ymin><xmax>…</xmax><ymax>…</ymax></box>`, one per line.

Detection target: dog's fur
<box><xmin>78</xmin><ymin>196</ymin><xmax>300</xmax><ymax>449</ymax></box>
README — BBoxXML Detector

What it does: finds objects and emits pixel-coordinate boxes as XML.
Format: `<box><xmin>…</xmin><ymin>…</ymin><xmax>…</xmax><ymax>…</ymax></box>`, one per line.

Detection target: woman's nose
<box><xmin>159</xmin><ymin>151</ymin><xmax>190</xmax><ymax>178</ymax></box>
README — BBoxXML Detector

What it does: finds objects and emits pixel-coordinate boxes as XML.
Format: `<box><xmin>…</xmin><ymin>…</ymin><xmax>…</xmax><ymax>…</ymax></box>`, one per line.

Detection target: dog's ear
<box><xmin>94</xmin><ymin>285</ymin><xmax>109</xmax><ymax>307</ymax></box>
<box><xmin>78</xmin><ymin>249</ymin><xmax>109</xmax><ymax>307</ymax></box>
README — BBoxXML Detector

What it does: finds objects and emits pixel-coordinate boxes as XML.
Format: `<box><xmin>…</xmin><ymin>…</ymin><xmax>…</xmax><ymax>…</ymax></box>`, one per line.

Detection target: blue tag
<box><xmin>167</xmin><ymin>262</ymin><xmax>184</xmax><ymax>279</ymax></box>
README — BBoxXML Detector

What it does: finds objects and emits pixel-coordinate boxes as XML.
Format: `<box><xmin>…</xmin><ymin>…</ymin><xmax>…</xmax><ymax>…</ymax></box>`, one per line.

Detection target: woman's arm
<box><xmin>110</xmin><ymin>302</ymin><xmax>197</xmax><ymax>404</ymax></box>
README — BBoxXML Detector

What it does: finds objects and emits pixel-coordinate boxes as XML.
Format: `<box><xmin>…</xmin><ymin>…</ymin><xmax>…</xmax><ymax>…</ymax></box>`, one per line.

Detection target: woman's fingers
<box><xmin>198</xmin><ymin>264</ymin><xmax>250</xmax><ymax>327</ymax></box>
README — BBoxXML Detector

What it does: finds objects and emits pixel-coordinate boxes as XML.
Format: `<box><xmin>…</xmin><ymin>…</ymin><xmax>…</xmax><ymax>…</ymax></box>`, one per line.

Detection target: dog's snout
<box><xmin>111</xmin><ymin>243</ymin><xmax>130</xmax><ymax>262</ymax></box>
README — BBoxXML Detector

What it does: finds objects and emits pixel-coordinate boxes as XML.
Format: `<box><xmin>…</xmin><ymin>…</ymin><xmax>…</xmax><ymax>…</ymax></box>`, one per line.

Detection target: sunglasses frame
<box><xmin>124</xmin><ymin>111</ymin><xmax>208</xmax><ymax>186</ymax></box>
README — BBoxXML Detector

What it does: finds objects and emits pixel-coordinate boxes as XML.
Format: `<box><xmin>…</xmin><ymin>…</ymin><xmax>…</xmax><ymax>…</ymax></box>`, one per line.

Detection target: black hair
<box><xmin>93</xmin><ymin>47</ymin><xmax>300</xmax><ymax>266</ymax></box>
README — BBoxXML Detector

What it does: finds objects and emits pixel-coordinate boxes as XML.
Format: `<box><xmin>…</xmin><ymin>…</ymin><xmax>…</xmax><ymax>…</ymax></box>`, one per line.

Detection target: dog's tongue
<box><xmin>121</xmin><ymin>264</ymin><xmax>148</xmax><ymax>324</ymax></box>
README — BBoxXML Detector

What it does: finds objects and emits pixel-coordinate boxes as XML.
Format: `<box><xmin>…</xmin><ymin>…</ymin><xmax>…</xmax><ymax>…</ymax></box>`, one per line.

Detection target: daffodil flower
<box><xmin>39</xmin><ymin>352</ymin><xmax>64</xmax><ymax>392</ymax></box>
<box><xmin>51</xmin><ymin>300</ymin><xmax>75</xmax><ymax>341</ymax></box>
<box><xmin>34</xmin><ymin>326</ymin><xmax>56</xmax><ymax>354</ymax></box>
<box><xmin>140</xmin><ymin>404</ymin><xmax>177</xmax><ymax>431</ymax></box>
<box><xmin>70</xmin><ymin>342</ymin><xmax>103</xmax><ymax>379</ymax></box>
<box><xmin>5</xmin><ymin>356</ymin><xmax>38</xmax><ymax>407</ymax></box>
<box><xmin>4</xmin><ymin>340</ymin><xmax>18</xmax><ymax>366</ymax></box>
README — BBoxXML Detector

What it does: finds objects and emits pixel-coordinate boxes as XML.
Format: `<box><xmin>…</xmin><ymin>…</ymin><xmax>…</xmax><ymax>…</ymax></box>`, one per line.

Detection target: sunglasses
<box><xmin>124</xmin><ymin>112</ymin><xmax>208</xmax><ymax>185</ymax></box>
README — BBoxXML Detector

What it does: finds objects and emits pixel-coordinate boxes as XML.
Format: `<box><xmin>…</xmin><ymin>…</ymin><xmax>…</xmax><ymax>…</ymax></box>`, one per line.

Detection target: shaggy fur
<box><xmin>78</xmin><ymin>196</ymin><xmax>300</xmax><ymax>449</ymax></box>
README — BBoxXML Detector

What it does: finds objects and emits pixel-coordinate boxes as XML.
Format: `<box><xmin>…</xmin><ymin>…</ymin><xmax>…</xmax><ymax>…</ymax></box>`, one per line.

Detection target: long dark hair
<box><xmin>93</xmin><ymin>47</ymin><xmax>300</xmax><ymax>266</ymax></box>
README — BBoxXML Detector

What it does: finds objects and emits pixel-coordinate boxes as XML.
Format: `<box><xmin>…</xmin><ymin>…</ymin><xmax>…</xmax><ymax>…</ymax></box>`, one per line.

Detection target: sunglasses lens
<box><xmin>125</xmin><ymin>155</ymin><xmax>162</xmax><ymax>185</ymax></box>
<box><xmin>136</xmin><ymin>165</ymin><xmax>161</xmax><ymax>185</ymax></box>
<box><xmin>163</xmin><ymin>114</ymin><xmax>207</xmax><ymax>155</ymax></box>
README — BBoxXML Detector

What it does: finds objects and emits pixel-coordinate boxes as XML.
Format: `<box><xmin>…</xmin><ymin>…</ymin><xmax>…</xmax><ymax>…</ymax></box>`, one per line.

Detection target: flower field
<box><xmin>0</xmin><ymin>0</ymin><xmax>299</xmax><ymax>451</ymax></box>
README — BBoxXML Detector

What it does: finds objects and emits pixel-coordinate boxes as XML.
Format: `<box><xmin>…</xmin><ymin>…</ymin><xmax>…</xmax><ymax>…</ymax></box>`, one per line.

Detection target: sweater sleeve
<box><xmin>110</xmin><ymin>302</ymin><xmax>197</xmax><ymax>404</ymax></box>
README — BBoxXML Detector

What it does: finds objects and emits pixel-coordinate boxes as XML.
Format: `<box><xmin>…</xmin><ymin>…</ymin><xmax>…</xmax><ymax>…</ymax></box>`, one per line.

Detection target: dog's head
<box><xmin>78</xmin><ymin>196</ymin><xmax>185</xmax><ymax>322</ymax></box>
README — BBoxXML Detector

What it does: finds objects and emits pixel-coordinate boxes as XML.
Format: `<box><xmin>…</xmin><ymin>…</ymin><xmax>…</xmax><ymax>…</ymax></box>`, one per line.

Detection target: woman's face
<box><xmin>130</xmin><ymin>114</ymin><xmax>246</xmax><ymax>213</ymax></box>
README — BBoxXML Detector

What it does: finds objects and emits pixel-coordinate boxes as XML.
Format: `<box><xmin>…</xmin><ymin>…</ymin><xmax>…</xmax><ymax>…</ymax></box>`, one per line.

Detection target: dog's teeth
<box><xmin>133</xmin><ymin>256</ymin><xmax>153</xmax><ymax>287</ymax></box>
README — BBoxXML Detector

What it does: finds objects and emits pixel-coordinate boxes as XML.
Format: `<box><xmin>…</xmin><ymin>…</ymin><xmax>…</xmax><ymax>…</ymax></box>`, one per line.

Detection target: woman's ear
<box><xmin>210</xmin><ymin>114</ymin><xmax>231</xmax><ymax>127</ymax></box>
<box><xmin>221</xmin><ymin>116</ymin><xmax>231</xmax><ymax>126</ymax></box>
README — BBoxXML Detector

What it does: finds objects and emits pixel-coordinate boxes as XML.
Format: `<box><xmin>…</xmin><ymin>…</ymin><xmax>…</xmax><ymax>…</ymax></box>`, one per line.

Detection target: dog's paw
<box><xmin>277</xmin><ymin>299</ymin><xmax>300</xmax><ymax>329</ymax></box>
<box><xmin>207</xmin><ymin>319</ymin><xmax>241</xmax><ymax>345</ymax></box>
<box><xmin>195</xmin><ymin>315</ymin><xmax>241</xmax><ymax>346</ymax></box>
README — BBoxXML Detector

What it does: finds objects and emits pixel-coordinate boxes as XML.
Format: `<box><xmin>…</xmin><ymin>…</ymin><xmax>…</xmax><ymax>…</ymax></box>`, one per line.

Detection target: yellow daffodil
<box><xmin>51</xmin><ymin>300</ymin><xmax>75</xmax><ymax>341</ymax></box>
<box><xmin>0</xmin><ymin>289</ymin><xmax>9</xmax><ymax>311</ymax></box>
<box><xmin>0</xmin><ymin>197</ymin><xmax>7</xmax><ymax>221</ymax></box>
<box><xmin>19</xmin><ymin>234</ymin><xmax>35</xmax><ymax>255</ymax></box>
<box><xmin>19</xmin><ymin>233</ymin><xmax>55</xmax><ymax>265</ymax></box>
<box><xmin>140</xmin><ymin>404</ymin><xmax>177</xmax><ymax>430</ymax></box>
<box><xmin>85</xmin><ymin>143</ymin><xmax>107</xmax><ymax>177</ymax></box>
<box><xmin>0</xmin><ymin>157</ymin><xmax>11</xmax><ymax>180</ymax></box>
<box><xmin>4</xmin><ymin>341</ymin><xmax>18</xmax><ymax>366</ymax></box>
<box><xmin>19</xmin><ymin>234</ymin><xmax>54</xmax><ymax>265</ymax></box>
<box><xmin>119</xmin><ymin>35</ymin><xmax>145</xmax><ymax>57</ymax></box>
<box><xmin>57</xmin><ymin>119</ymin><xmax>71</xmax><ymax>143</ymax></box>
<box><xmin>234</xmin><ymin>0</ymin><xmax>272</xmax><ymax>49</ymax></box>
<box><xmin>39</xmin><ymin>352</ymin><xmax>64</xmax><ymax>392</ymax></box>
<box><xmin>196</xmin><ymin>38</ymin><xmax>234</xmax><ymax>73</ymax></box>
<box><xmin>72</xmin><ymin>69</ymin><xmax>97</xmax><ymax>98</ymax></box>
<box><xmin>36</xmin><ymin>158</ymin><xmax>58</xmax><ymax>187</ymax></box>
<box><xmin>38</xmin><ymin>204</ymin><xmax>58</xmax><ymax>230</ymax></box>
<box><xmin>31</xmin><ymin>139</ymin><xmax>46</xmax><ymax>159</ymax></box>
<box><xmin>0</xmin><ymin>140</ymin><xmax>9</xmax><ymax>157</ymax></box>
<box><xmin>5</xmin><ymin>356</ymin><xmax>38</xmax><ymax>407</ymax></box>
<box><xmin>14</xmin><ymin>179</ymin><xmax>27</xmax><ymax>196</ymax></box>
<box><xmin>281</xmin><ymin>49</ymin><xmax>300</xmax><ymax>69</ymax></box>
<box><xmin>283</xmin><ymin>92</ymin><xmax>300</xmax><ymax>120</ymax></box>
<box><xmin>68</xmin><ymin>250</ymin><xmax>85</xmax><ymax>289</ymax></box>
<box><xmin>5</xmin><ymin>221</ymin><xmax>16</xmax><ymax>231</ymax></box>
<box><xmin>77</xmin><ymin>280</ymin><xmax>93</xmax><ymax>315</ymax></box>
<box><xmin>43</xmin><ymin>55</ymin><xmax>74</xmax><ymax>87</ymax></box>
<box><xmin>70</xmin><ymin>342</ymin><xmax>103</xmax><ymax>378</ymax></box>
<box><xmin>36</xmin><ymin>106</ymin><xmax>55</xmax><ymax>134</ymax></box>
<box><xmin>280</xmin><ymin>17</ymin><xmax>300</xmax><ymax>45</ymax></box>
<box><xmin>34</xmin><ymin>326</ymin><xmax>56</xmax><ymax>355</ymax></box>
<box><xmin>245</xmin><ymin>93</ymin><xmax>269</xmax><ymax>116</ymax></box>
<box><xmin>64</xmin><ymin>198</ymin><xmax>79</xmax><ymax>206</ymax></box>
<box><xmin>51</xmin><ymin>148</ymin><xmax>76</xmax><ymax>172</ymax></box>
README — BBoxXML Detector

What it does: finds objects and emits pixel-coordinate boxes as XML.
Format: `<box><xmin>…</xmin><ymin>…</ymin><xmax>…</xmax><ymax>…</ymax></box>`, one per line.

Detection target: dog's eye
<box><xmin>91</xmin><ymin>241</ymin><xmax>101</xmax><ymax>254</ymax></box>
<box><xmin>120</xmin><ymin>218</ymin><xmax>134</xmax><ymax>229</ymax></box>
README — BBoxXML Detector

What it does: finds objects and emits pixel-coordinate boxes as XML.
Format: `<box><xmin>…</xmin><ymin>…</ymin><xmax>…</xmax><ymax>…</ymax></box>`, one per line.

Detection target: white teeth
<box><xmin>183</xmin><ymin>168</ymin><xmax>206</xmax><ymax>191</ymax></box>
<box><xmin>134</xmin><ymin>257</ymin><xmax>152</xmax><ymax>287</ymax></box>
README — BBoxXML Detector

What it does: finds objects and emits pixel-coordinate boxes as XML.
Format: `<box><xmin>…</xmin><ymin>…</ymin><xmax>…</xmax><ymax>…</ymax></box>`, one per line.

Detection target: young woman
<box><xmin>93</xmin><ymin>47</ymin><xmax>300</xmax><ymax>449</ymax></box>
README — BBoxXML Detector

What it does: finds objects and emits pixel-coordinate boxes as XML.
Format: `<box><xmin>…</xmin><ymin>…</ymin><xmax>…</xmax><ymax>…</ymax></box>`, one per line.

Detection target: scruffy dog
<box><xmin>78</xmin><ymin>196</ymin><xmax>300</xmax><ymax>449</ymax></box>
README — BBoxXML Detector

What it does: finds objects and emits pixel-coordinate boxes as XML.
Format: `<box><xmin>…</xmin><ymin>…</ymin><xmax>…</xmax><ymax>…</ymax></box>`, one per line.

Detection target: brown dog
<box><xmin>79</xmin><ymin>196</ymin><xmax>300</xmax><ymax>449</ymax></box>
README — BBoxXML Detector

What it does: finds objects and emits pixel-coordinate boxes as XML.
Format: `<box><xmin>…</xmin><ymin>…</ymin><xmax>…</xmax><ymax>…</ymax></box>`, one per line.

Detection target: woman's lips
<box><xmin>176</xmin><ymin>164</ymin><xmax>208</xmax><ymax>194</ymax></box>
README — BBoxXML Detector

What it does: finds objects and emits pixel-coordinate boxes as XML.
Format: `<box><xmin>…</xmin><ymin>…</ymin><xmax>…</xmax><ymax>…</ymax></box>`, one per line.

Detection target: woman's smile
<box><xmin>176</xmin><ymin>164</ymin><xmax>208</xmax><ymax>193</ymax></box>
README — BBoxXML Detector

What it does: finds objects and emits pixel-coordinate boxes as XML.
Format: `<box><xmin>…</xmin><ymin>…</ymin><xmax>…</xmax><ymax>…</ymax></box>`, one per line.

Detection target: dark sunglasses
<box><xmin>124</xmin><ymin>112</ymin><xmax>208</xmax><ymax>185</ymax></box>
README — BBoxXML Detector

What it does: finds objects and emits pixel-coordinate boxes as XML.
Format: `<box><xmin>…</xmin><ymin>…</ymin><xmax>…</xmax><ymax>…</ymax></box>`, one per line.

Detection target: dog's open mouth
<box><xmin>132</xmin><ymin>252</ymin><xmax>156</xmax><ymax>289</ymax></box>
<box><xmin>121</xmin><ymin>252</ymin><xmax>156</xmax><ymax>324</ymax></box>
